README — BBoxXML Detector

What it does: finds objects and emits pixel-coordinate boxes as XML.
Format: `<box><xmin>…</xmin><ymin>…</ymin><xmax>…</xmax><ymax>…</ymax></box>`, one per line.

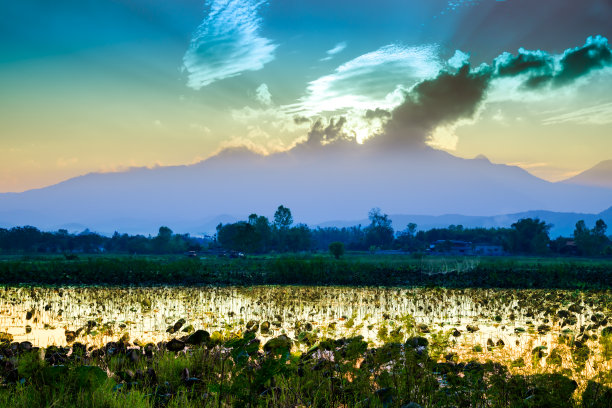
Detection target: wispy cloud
<box><xmin>320</xmin><ymin>42</ymin><xmax>347</xmax><ymax>61</ymax></box>
<box><xmin>183</xmin><ymin>0</ymin><xmax>277</xmax><ymax>90</ymax></box>
<box><xmin>507</xmin><ymin>162</ymin><xmax>582</xmax><ymax>182</ymax></box>
<box><xmin>255</xmin><ymin>83</ymin><xmax>272</xmax><ymax>105</ymax></box>
<box><xmin>542</xmin><ymin>101</ymin><xmax>612</xmax><ymax>125</ymax></box>
<box><xmin>286</xmin><ymin>44</ymin><xmax>442</xmax><ymax>115</ymax></box>
<box><xmin>507</xmin><ymin>161</ymin><xmax>550</xmax><ymax>169</ymax></box>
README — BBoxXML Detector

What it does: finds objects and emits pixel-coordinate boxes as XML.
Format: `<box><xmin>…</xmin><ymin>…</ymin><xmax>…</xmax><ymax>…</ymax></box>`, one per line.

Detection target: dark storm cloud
<box><xmin>297</xmin><ymin>65</ymin><xmax>493</xmax><ymax>150</ymax></box>
<box><xmin>494</xmin><ymin>36</ymin><xmax>612</xmax><ymax>89</ymax></box>
<box><xmin>293</xmin><ymin>115</ymin><xmax>312</xmax><ymax>125</ymax></box>
<box><xmin>364</xmin><ymin>36</ymin><xmax>612</xmax><ymax>148</ymax></box>
<box><xmin>495</xmin><ymin>50</ymin><xmax>554</xmax><ymax>78</ymax></box>
<box><xmin>555</xmin><ymin>36</ymin><xmax>612</xmax><ymax>85</ymax></box>
<box><xmin>298</xmin><ymin>36</ymin><xmax>612</xmax><ymax>150</ymax></box>
<box><xmin>364</xmin><ymin>108</ymin><xmax>391</xmax><ymax>120</ymax></box>
<box><xmin>303</xmin><ymin>117</ymin><xmax>351</xmax><ymax>147</ymax></box>
<box><xmin>369</xmin><ymin>64</ymin><xmax>492</xmax><ymax>147</ymax></box>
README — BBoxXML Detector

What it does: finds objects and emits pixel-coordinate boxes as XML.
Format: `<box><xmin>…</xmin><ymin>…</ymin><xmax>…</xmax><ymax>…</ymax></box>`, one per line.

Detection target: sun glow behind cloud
<box><xmin>285</xmin><ymin>44</ymin><xmax>443</xmax><ymax>116</ymax></box>
<box><xmin>271</xmin><ymin>36</ymin><xmax>612</xmax><ymax>152</ymax></box>
<box><xmin>2</xmin><ymin>0</ymin><xmax>612</xmax><ymax>192</ymax></box>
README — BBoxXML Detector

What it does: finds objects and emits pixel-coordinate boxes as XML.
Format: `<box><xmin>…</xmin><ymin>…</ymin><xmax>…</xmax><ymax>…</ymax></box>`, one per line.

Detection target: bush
<box><xmin>328</xmin><ymin>242</ymin><xmax>345</xmax><ymax>259</ymax></box>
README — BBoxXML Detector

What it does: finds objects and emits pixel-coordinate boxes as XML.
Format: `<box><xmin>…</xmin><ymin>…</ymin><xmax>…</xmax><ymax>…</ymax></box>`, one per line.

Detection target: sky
<box><xmin>1</xmin><ymin>0</ymin><xmax>612</xmax><ymax>192</ymax></box>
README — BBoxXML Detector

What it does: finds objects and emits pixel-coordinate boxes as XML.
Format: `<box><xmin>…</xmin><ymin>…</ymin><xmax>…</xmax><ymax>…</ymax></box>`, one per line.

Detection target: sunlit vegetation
<box><xmin>0</xmin><ymin>286</ymin><xmax>610</xmax><ymax>407</ymax></box>
<box><xmin>0</xmin><ymin>228</ymin><xmax>610</xmax><ymax>406</ymax></box>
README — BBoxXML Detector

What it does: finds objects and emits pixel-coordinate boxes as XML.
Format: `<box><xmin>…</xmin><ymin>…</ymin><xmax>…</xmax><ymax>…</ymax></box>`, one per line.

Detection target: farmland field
<box><xmin>0</xmin><ymin>254</ymin><xmax>611</xmax><ymax>288</ymax></box>
<box><xmin>0</xmin><ymin>256</ymin><xmax>611</xmax><ymax>407</ymax></box>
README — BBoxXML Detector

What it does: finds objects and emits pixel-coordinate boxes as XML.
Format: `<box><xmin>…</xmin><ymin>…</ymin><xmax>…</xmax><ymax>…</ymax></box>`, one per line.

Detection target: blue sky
<box><xmin>1</xmin><ymin>0</ymin><xmax>611</xmax><ymax>191</ymax></box>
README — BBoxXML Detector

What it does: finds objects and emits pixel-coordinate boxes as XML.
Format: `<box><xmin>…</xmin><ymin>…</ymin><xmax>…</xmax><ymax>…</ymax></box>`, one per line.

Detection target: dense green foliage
<box><xmin>0</xmin><ymin>226</ymin><xmax>202</xmax><ymax>255</ymax></box>
<box><xmin>507</xmin><ymin>218</ymin><xmax>551</xmax><ymax>255</ymax></box>
<box><xmin>0</xmin><ymin>330</ymin><xmax>610</xmax><ymax>408</ymax></box>
<box><xmin>328</xmin><ymin>242</ymin><xmax>345</xmax><ymax>259</ymax></box>
<box><xmin>573</xmin><ymin>219</ymin><xmax>612</xmax><ymax>256</ymax></box>
<box><xmin>0</xmin><ymin>255</ymin><xmax>610</xmax><ymax>288</ymax></box>
<box><xmin>1</xmin><ymin>205</ymin><xmax>610</xmax><ymax>256</ymax></box>
<box><xmin>217</xmin><ymin>207</ymin><xmax>611</xmax><ymax>256</ymax></box>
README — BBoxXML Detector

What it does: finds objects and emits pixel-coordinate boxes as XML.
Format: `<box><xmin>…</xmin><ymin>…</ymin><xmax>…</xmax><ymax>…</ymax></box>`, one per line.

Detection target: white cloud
<box><xmin>448</xmin><ymin>50</ymin><xmax>470</xmax><ymax>69</ymax></box>
<box><xmin>320</xmin><ymin>42</ymin><xmax>347</xmax><ymax>61</ymax></box>
<box><xmin>255</xmin><ymin>83</ymin><xmax>272</xmax><ymax>105</ymax></box>
<box><xmin>285</xmin><ymin>44</ymin><xmax>442</xmax><ymax>116</ymax></box>
<box><xmin>491</xmin><ymin>108</ymin><xmax>507</xmax><ymax>124</ymax></box>
<box><xmin>183</xmin><ymin>0</ymin><xmax>278</xmax><ymax>89</ymax></box>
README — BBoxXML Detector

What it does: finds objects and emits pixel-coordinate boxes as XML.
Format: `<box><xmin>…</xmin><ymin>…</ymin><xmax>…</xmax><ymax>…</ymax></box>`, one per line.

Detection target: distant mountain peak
<box><xmin>474</xmin><ymin>154</ymin><xmax>491</xmax><ymax>163</ymax></box>
<box><xmin>563</xmin><ymin>159</ymin><xmax>612</xmax><ymax>188</ymax></box>
<box><xmin>599</xmin><ymin>205</ymin><xmax>612</xmax><ymax>218</ymax></box>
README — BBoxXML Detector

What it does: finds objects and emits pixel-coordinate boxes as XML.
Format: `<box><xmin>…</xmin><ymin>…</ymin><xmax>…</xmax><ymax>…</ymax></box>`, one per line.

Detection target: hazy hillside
<box><xmin>1</xmin><ymin>145</ymin><xmax>611</xmax><ymax>236</ymax></box>
<box><xmin>320</xmin><ymin>207</ymin><xmax>612</xmax><ymax>238</ymax></box>
<box><xmin>563</xmin><ymin>160</ymin><xmax>612</xmax><ymax>188</ymax></box>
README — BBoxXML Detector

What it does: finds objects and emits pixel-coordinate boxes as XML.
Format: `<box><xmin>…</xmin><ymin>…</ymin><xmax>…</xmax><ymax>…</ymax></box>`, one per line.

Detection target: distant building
<box><xmin>559</xmin><ymin>239</ymin><xmax>578</xmax><ymax>256</ymax></box>
<box><xmin>430</xmin><ymin>240</ymin><xmax>473</xmax><ymax>255</ymax></box>
<box><xmin>374</xmin><ymin>249</ymin><xmax>411</xmax><ymax>255</ymax></box>
<box><xmin>474</xmin><ymin>244</ymin><xmax>505</xmax><ymax>256</ymax></box>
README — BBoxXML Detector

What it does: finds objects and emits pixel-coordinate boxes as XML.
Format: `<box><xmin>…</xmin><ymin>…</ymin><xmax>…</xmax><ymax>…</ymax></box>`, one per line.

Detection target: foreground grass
<box><xmin>1</xmin><ymin>328</ymin><xmax>611</xmax><ymax>408</ymax></box>
<box><xmin>0</xmin><ymin>254</ymin><xmax>611</xmax><ymax>288</ymax></box>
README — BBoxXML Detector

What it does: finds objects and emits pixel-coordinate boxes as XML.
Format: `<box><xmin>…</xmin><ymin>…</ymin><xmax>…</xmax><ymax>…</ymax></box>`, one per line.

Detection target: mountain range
<box><xmin>0</xmin><ymin>144</ymin><xmax>610</xmax><ymax>237</ymax></box>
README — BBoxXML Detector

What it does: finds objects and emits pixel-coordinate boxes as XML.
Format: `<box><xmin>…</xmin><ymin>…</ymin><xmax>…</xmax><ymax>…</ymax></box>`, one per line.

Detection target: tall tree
<box><xmin>286</xmin><ymin>224</ymin><xmax>313</xmax><ymax>252</ymax></box>
<box><xmin>396</xmin><ymin>223</ymin><xmax>419</xmax><ymax>251</ymax></box>
<box><xmin>249</xmin><ymin>214</ymin><xmax>272</xmax><ymax>252</ymax></box>
<box><xmin>153</xmin><ymin>226</ymin><xmax>173</xmax><ymax>253</ymax></box>
<box><xmin>365</xmin><ymin>208</ymin><xmax>394</xmax><ymax>249</ymax></box>
<box><xmin>508</xmin><ymin>218</ymin><xmax>551</xmax><ymax>255</ymax></box>
<box><xmin>329</xmin><ymin>242</ymin><xmax>345</xmax><ymax>259</ymax></box>
<box><xmin>274</xmin><ymin>205</ymin><xmax>293</xmax><ymax>229</ymax></box>
<box><xmin>574</xmin><ymin>219</ymin><xmax>609</xmax><ymax>256</ymax></box>
<box><xmin>216</xmin><ymin>222</ymin><xmax>259</xmax><ymax>253</ymax></box>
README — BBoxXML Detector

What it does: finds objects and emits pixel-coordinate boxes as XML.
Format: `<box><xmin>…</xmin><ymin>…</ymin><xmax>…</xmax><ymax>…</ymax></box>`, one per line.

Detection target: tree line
<box><xmin>0</xmin><ymin>205</ymin><xmax>610</xmax><ymax>256</ymax></box>
<box><xmin>0</xmin><ymin>226</ymin><xmax>201</xmax><ymax>255</ymax></box>
<box><xmin>216</xmin><ymin>206</ymin><xmax>611</xmax><ymax>257</ymax></box>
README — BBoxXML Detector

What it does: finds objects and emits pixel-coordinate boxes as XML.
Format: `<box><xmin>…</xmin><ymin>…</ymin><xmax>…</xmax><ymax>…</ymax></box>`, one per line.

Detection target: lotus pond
<box><xmin>0</xmin><ymin>286</ymin><xmax>610</xmax><ymax>405</ymax></box>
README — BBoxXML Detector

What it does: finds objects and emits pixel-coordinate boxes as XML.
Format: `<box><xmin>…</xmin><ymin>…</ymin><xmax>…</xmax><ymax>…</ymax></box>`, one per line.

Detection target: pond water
<box><xmin>0</xmin><ymin>286</ymin><xmax>606</xmax><ymax>346</ymax></box>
